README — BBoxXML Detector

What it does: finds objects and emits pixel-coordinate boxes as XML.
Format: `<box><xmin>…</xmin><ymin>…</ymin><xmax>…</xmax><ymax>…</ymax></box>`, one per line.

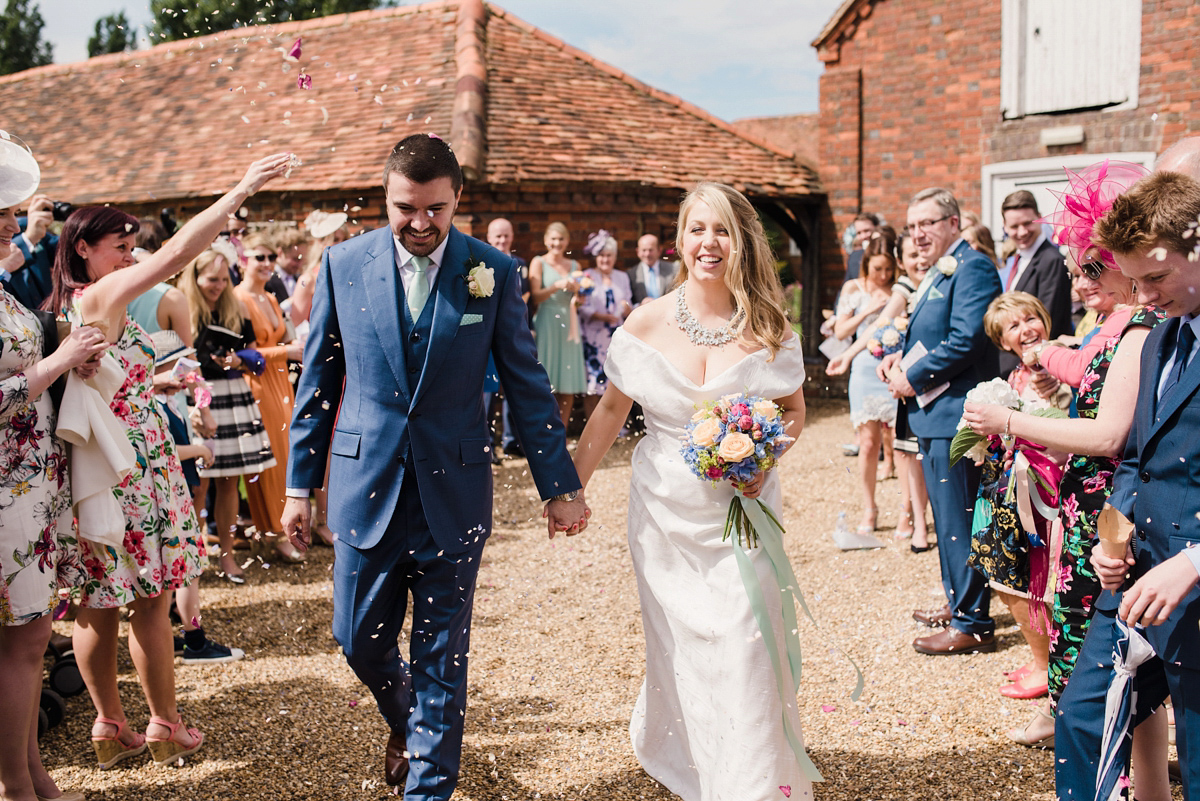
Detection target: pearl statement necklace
<box><xmin>674</xmin><ymin>281</ymin><xmax>744</xmax><ymax>347</ymax></box>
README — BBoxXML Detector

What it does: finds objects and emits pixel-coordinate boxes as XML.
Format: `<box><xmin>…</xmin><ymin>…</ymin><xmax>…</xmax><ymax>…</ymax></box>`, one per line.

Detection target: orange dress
<box><xmin>234</xmin><ymin>287</ymin><xmax>294</xmax><ymax>534</ymax></box>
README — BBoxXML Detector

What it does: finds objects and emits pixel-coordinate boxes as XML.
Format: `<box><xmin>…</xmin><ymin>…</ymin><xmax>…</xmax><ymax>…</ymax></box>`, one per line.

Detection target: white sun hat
<box><xmin>0</xmin><ymin>131</ymin><xmax>40</xmax><ymax>208</ymax></box>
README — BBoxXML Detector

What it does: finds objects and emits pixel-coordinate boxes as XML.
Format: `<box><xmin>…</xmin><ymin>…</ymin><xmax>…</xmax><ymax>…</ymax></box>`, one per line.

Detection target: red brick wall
<box><xmin>817</xmin><ymin>0</ymin><xmax>1200</xmax><ymax>290</ymax></box>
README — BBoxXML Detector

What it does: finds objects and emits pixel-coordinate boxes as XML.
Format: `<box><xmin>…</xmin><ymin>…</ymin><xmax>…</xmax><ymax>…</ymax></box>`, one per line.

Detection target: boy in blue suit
<box><xmin>879</xmin><ymin>188</ymin><xmax>1002</xmax><ymax>654</ymax></box>
<box><xmin>283</xmin><ymin>134</ymin><xmax>590</xmax><ymax>798</ymax></box>
<box><xmin>1056</xmin><ymin>168</ymin><xmax>1200</xmax><ymax>800</ymax></box>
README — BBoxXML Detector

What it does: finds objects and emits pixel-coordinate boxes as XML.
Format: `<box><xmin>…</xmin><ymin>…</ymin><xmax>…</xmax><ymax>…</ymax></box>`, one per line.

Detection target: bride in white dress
<box><xmin>572</xmin><ymin>183</ymin><xmax>815</xmax><ymax>800</ymax></box>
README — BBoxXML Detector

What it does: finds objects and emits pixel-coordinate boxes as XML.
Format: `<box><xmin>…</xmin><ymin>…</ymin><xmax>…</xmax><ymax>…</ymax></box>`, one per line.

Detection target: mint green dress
<box><xmin>533</xmin><ymin>259</ymin><xmax>586</xmax><ymax>394</ymax></box>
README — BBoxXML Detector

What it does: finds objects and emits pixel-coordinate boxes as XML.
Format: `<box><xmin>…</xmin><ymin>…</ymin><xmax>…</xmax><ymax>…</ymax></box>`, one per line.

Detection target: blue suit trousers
<box><xmin>1056</xmin><ymin>603</ymin><xmax>1200</xmax><ymax>801</ymax></box>
<box><xmin>332</xmin><ymin>468</ymin><xmax>484</xmax><ymax>800</ymax></box>
<box><xmin>918</xmin><ymin>436</ymin><xmax>992</xmax><ymax>634</ymax></box>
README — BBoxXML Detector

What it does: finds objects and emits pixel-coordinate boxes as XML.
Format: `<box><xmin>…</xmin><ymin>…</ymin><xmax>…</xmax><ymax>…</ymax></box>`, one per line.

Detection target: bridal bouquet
<box><xmin>681</xmin><ymin>392</ymin><xmax>794</xmax><ymax>548</ymax></box>
<box><xmin>866</xmin><ymin>317</ymin><xmax>906</xmax><ymax>359</ymax></box>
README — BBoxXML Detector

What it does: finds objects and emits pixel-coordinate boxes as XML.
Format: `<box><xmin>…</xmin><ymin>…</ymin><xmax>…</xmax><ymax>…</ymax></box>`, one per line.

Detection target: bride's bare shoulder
<box><xmin>622</xmin><ymin>294</ymin><xmax>673</xmax><ymax>339</ymax></box>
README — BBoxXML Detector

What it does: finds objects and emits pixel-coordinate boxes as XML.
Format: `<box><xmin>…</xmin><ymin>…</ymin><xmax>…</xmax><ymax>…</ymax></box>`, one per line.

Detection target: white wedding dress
<box><xmin>604</xmin><ymin>328</ymin><xmax>815</xmax><ymax>801</ymax></box>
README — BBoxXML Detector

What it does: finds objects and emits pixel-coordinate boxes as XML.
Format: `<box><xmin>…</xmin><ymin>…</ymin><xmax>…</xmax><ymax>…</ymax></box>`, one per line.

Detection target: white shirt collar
<box><xmin>393</xmin><ymin>233</ymin><xmax>450</xmax><ymax>271</ymax></box>
<box><xmin>1017</xmin><ymin>232</ymin><xmax>1047</xmax><ymax>262</ymax></box>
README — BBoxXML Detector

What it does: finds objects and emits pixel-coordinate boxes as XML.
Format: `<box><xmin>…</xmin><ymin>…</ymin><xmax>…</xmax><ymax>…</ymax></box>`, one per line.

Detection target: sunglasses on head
<box><xmin>250</xmin><ymin>252</ymin><xmax>278</xmax><ymax>263</ymax></box>
<box><xmin>1079</xmin><ymin>260</ymin><xmax>1107</xmax><ymax>280</ymax></box>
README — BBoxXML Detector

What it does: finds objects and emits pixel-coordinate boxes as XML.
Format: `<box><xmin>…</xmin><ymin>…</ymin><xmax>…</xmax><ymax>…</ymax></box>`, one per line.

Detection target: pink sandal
<box><xmin>91</xmin><ymin>716</ymin><xmax>148</xmax><ymax>769</ymax></box>
<box><xmin>145</xmin><ymin>715</ymin><xmax>204</xmax><ymax>766</ymax></box>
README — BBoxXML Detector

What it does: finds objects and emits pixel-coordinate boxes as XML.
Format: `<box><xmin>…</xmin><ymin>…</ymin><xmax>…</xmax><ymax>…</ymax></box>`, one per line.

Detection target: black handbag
<box><xmin>31</xmin><ymin>308</ymin><xmax>66</xmax><ymax>409</ymax></box>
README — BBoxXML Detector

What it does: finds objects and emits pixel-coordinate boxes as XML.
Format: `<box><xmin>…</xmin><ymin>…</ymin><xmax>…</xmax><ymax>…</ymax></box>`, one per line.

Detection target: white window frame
<box><xmin>981</xmin><ymin>152</ymin><xmax>1157</xmax><ymax>239</ymax></box>
<box><xmin>1001</xmin><ymin>0</ymin><xmax>1141</xmax><ymax>119</ymax></box>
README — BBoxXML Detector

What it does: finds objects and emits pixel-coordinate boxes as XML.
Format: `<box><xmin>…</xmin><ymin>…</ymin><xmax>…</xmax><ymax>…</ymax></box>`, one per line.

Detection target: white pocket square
<box><xmin>459</xmin><ymin>313</ymin><xmax>483</xmax><ymax>326</ymax></box>
<box><xmin>927</xmin><ymin>287</ymin><xmax>944</xmax><ymax>300</ymax></box>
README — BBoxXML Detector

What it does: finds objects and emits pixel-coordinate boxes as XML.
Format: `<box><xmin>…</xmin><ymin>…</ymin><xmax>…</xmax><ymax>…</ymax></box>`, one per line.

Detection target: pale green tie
<box><xmin>407</xmin><ymin>255</ymin><xmax>431</xmax><ymax>319</ymax></box>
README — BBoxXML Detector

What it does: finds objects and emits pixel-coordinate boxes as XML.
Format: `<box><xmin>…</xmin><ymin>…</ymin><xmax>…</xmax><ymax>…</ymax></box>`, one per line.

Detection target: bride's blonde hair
<box><xmin>674</xmin><ymin>182</ymin><xmax>790</xmax><ymax>359</ymax></box>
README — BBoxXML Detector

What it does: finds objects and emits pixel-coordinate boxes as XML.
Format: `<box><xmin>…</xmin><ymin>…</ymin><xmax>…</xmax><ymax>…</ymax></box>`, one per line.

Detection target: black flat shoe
<box><xmin>910</xmin><ymin>543</ymin><xmax>936</xmax><ymax>554</ymax></box>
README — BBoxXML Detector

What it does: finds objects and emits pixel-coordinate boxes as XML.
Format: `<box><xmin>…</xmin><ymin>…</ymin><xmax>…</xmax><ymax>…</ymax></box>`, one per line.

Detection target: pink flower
<box><xmin>731</xmin><ymin>403</ymin><xmax>750</xmax><ymax>417</ymax></box>
<box><xmin>1061</xmin><ymin>492</ymin><xmax>1081</xmax><ymax>528</ymax></box>
<box><xmin>1082</xmin><ymin>472</ymin><xmax>1112</xmax><ymax>493</ymax></box>
<box><xmin>705</xmin><ymin>466</ymin><xmax>724</xmax><ymax>480</ymax></box>
<box><xmin>1057</xmin><ymin>561</ymin><xmax>1074</xmax><ymax>594</ymax></box>
<box><xmin>739</xmin><ymin>414</ymin><xmax>753</xmax><ymax>430</ymax></box>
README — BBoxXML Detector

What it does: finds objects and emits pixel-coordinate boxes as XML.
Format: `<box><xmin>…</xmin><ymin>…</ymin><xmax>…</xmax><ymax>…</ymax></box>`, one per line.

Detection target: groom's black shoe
<box><xmin>385</xmin><ymin>729</ymin><xmax>409</xmax><ymax>787</ymax></box>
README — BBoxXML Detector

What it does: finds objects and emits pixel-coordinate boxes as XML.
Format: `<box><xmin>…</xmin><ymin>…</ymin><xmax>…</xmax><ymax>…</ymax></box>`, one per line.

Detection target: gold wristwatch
<box><xmin>551</xmin><ymin>490</ymin><xmax>579</xmax><ymax>502</ymax></box>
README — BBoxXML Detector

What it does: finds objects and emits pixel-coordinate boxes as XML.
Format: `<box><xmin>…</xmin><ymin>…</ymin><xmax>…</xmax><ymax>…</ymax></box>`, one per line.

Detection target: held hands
<box><xmin>281</xmin><ymin>496</ymin><xmax>313</xmax><ymax>554</ymax></box>
<box><xmin>879</xmin><ymin>351</ymin><xmax>915</xmax><ymax>398</ymax></box>
<box><xmin>1090</xmin><ymin>540</ymin><xmax>1136</xmax><ymax>593</ymax></box>
<box><xmin>1119</xmin><ymin>551</ymin><xmax>1200</xmax><ymax>627</ymax></box>
<box><xmin>544</xmin><ymin>493</ymin><xmax>591</xmax><ymax>538</ymax></box>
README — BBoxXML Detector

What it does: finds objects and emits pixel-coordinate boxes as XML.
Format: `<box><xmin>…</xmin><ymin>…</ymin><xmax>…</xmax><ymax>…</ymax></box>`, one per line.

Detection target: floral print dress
<box><xmin>1048</xmin><ymin>305</ymin><xmax>1165</xmax><ymax>703</ymax></box>
<box><xmin>0</xmin><ymin>289</ymin><xmax>80</xmax><ymax>624</ymax></box>
<box><xmin>67</xmin><ymin>292</ymin><xmax>205</xmax><ymax>607</ymax></box>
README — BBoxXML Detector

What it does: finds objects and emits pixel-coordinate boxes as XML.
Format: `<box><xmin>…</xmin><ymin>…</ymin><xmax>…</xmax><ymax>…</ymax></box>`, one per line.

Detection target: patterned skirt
<box><xmin>198</xmin><ymin>376</ymin><xmax>277</xmax><ymax>477</ymax></box>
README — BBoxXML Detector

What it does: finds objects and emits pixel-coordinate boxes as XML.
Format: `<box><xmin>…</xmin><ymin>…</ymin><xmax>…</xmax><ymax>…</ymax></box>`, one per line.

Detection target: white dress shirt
<box><xmin>1006</xmin><ymin>232</ymin><xmax>1047</xmax><ymax>291</ymax></box>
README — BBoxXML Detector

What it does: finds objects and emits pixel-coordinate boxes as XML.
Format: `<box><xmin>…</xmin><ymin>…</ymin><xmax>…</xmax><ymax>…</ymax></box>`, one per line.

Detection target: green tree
<box><xmin>150</xmin><ymin>0</ymin><xmax>384</xmax><ymax>43</ymax></box>
<box><xmin>0</xmin><ymin>0</ymin><xmax>53</xmax><ymax>76</ymax></box>
<box><xmin>88</xmin><ymin>11</ymin><xmax>135</xmax><ymax>58</ymax></box>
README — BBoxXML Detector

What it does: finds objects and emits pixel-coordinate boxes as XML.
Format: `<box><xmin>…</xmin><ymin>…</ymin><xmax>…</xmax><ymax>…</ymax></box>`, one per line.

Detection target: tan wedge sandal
<box><xmin>146</xmin><ymin>715</ymin><xmax>204</xmax><ymax>766</ymax></box>
<box><xmin>92</xmin><ymin>716</ymin><xmax>148</xmax><ymax>769</ymax></box>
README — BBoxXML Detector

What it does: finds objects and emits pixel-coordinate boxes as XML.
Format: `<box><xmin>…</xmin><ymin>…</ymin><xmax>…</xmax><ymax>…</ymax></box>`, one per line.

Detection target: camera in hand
<box><xmin>51</xmin><ymin>200</ymin><xmax>73</xmax><ymax>221</ymax></box>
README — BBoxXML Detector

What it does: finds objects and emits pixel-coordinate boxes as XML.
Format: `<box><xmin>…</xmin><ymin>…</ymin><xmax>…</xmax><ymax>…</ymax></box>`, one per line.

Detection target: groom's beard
<box><xmin>397</xmin><ymin>225</ymin><xmax>447</xmax><ymax>257</ymax></box>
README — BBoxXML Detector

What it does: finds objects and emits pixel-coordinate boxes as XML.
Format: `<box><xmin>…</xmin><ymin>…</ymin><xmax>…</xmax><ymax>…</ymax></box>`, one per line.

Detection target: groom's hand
<box><xmin>544</xmin><ymin>494</ymin><xmax>591</xmax><ymax>539</ymax></box>
<box><xmin>282</xmin><ymin>496</ymin><xmax>313</xmax><ymax>553</ymax></box>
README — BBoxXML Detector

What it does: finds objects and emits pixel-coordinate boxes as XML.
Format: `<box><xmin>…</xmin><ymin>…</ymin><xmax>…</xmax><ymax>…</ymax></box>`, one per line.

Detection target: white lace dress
<box><xmin>604</xmin><ymin>328</ymin><xmax>815</xmax><ymax>801</ymax></box>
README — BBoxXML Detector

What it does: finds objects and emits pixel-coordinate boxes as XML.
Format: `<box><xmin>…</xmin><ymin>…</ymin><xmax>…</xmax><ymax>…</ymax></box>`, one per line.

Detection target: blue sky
<box><xmin>40</xmin><ymin>0</ymin><xmax>842</xmax><ymax>121</ymax></box>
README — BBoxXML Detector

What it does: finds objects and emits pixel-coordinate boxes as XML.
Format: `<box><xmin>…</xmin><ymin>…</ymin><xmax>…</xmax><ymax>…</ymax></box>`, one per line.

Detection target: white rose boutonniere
<box><xmin>467</xmin><ymin>262</ymin><xmax>495</xmax><ymax>298</ymax></box>
<box><xmin>936</xmin><ymin>256</ymin><xmax>958</xmax><ymax>276</ymax></box>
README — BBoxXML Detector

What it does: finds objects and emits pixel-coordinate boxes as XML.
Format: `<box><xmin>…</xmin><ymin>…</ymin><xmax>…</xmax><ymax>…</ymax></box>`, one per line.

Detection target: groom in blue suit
<box><xmin>283</xmin><ymin>134</ymin><xmax>589</xmax><ymax>799</ymax></box>
<box><xmin>1055</xmin><ymin>169</ymin><xmax>1200</xmax><ymax>800</ymax></box>
<box><xmin>879</xmin><ymin>188</ymin><xmax>1002</xmax><ymax>654</ymax></box>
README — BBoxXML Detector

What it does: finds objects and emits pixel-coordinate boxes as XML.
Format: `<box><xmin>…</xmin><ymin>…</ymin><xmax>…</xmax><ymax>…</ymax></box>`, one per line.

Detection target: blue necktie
<box><xmin>1159</xmin><ymin>321</ymin><xmax>1196</xmax><ymax>403</ymax></box>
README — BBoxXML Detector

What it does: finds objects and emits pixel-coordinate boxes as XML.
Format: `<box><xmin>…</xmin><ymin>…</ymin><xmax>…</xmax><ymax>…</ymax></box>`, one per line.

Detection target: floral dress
<box><xmin>1048</xmin><ymin>305</ymin><xmax>1165</xmax><ymax>703</ymax></box>
<box><xmin>0</xmin><ymin>289</ymin><xmax>80</xmax><ymax>624</ymax></box>
<box><xmin>67</xmin><ymin>293</ymin><xmax>205</xmax><ymax>607</ymax></box>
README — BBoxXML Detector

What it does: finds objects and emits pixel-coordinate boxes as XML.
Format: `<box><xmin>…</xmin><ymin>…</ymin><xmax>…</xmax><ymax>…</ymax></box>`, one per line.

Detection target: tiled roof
<box><xmin>0</xmin><ymin>0</ymin><xmax>820</xmax><ymax>206</ymax></box>
<box><xmin>733</xmin><ymin>114</ymin><xmax>819</xmax><ymax>170</ymax></box>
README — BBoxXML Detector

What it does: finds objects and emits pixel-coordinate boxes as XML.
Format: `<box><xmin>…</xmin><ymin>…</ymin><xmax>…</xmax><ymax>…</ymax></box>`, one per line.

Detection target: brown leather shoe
<box><xmin>385</xmin><ymin>729</ymin><xmax>409</xmax><ymax>787</ymax></box>
<box><xmin>913</xmin><ymin>627</ymin><xmax>996</xmax><ymax>655</ymax></box>
<box><xmin>912</xmin><ymin>603</ymin><xmax>953</xmax><ymax>627</ymax></box>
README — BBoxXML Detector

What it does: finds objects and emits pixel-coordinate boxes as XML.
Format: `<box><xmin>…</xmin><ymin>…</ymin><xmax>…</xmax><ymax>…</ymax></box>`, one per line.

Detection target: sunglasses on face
<box><xmin>1080</xmin><ymin>260</ymin><xmax>1107</xmax><ymax>280</ymax></box>
<box><xmin>250</xmin><ymin>252</ymin><xmax>278</xmax><ymax>263</ymax></box>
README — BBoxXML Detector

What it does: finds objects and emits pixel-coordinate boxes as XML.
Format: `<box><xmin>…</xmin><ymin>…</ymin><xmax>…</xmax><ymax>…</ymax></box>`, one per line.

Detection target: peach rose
<box><xmin>718</xmin><ymin>431</ymin><xmax>755</xmax><ymax>462</ymax></box>
<box><xmin>752</xmin><ymin>400</ymin><xmax>778</xmax><ymax>420</ymax></box>
<box><xmin>692</xmin><ymin>418</ymin><xmax>722</xmax><ymax>447</ymax></box>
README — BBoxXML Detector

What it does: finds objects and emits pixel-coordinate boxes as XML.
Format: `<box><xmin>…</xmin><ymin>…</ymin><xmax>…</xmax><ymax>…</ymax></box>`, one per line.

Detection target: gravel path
<box><xmin>43</xmin><ymin>398</ymin><xmax>1164</xmax><ymax>800</ymax></box>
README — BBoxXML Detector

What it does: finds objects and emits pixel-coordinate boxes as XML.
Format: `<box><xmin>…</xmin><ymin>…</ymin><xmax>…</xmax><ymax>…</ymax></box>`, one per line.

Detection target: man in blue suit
<box><xmin>283</xmin><ymin>134</ymin><xmax>590</xmax><ymax>799</ymax></box>
<box><xmin>878</xmin><ymin>188</ymin><xmax>1002</xmax><ymax>654</ymax></box>
<box><xmin>1055</xmin><ymin>168</ymin><xmax>1200</xmax><ymax>800</ymax></box>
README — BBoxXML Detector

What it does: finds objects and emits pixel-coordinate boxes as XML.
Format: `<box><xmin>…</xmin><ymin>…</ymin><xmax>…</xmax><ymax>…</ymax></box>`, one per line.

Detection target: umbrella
<box><xmin>1095</xmin><ymin>617</ymin><xmax>1156</xmax><ymax>801</ymax></box>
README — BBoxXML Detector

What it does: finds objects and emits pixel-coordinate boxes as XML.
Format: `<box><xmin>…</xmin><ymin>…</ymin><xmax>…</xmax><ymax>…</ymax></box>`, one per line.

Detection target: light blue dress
<box><xmin>838</xmin><ymin>284</ymin><xmax>897</xmax><ymax>427</ymax></box>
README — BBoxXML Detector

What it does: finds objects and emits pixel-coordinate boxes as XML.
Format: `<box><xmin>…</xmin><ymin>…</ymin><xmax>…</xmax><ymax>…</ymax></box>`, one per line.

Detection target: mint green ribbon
<box><xmin>731</xmin><ymin>496</ymin><xmax>866</xmax><ymax>784</ymax></box>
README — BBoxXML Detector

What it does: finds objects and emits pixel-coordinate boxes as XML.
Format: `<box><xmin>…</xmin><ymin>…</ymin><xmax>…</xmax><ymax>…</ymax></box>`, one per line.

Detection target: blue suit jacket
<box><xmin>287</xmin><ymin>226</ymin><xmax>580</xmax><ymax>553</ymax></box>
<box><xmin>901</xmin><ymin>240</ymin><xmax>1002</xmax><ymax>438</ymax></box>
<box><xmin>1108</xmin><ymin>317</ymin><xmax>1200</xmax><ymax>668</ymax></box>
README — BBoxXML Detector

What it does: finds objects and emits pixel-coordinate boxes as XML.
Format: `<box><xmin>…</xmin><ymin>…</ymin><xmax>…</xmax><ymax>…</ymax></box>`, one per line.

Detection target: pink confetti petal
<box><xmin>287</xmin><ymin>37</ymin><xmax>302</xmax><ymax>60</ymax></box>
<box><xmin>779</xmin><ymin>786</ymin><xmax>792</xmax><ymax>798</ymax></box>
<box><xmin>297</xmin><ymin>73</ymin><xmax>312</xmax><ymax>90</ymax></box>
<box><xmin>348</xmin><ymin>699</ymin><xmax>358</xmax><ymax>707</ymax></box>
<box><xmin>820</xmin><ymin>704</ymin><xmax>836</xmax><ymax>713</ymax></box>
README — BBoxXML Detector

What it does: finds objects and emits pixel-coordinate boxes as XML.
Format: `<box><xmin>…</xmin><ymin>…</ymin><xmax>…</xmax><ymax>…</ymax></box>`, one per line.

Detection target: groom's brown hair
<box><xmin>383</xmin><ymin>133</ymin><xmax>463</xmax><ymax>192</ymax></box>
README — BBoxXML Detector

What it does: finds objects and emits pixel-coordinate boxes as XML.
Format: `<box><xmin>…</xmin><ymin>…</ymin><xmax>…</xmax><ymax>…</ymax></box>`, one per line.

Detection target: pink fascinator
<box><xmin>584</xmin><ymin>229</ymin><xmax>614</xmax><ymax>257</ymax></box>
<box><xmin>1042</xmin><ymin>160</ymin><xmax>1149</xmax><ymax>270</ymax></box>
